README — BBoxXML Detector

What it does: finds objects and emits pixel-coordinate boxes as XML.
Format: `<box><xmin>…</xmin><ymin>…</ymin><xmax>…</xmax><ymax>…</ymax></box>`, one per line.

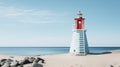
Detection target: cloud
<box><xmin>0</xmin><ymin>5</ymin><xmax>63</xmax><ymax>23</ymax></box>
<box><xmin>0</xmin><ymin>5</ymin><xmax>70</xmax><ymax>47</ymax></box>
<box><xmin>0</xmin><ymin>6</ymin><xmax>24</xmax><ymax>16</ymax></box>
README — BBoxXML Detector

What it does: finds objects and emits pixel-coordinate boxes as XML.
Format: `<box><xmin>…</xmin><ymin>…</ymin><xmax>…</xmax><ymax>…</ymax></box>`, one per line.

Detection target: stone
<box><xmin>22</xmin><ymin>57</ymin><xmax>31</xmax><ymax>64</ymax></box>
<box><xmin>0</xmin><ymin>59</ymin><xmax>7</xmax><ymax>62</ymax></box>
<box><xmin>35</xmin><ymin>57</ymin><xmax>45</xmax><ymax>63</ymax></box>
<box><xmin>10</xmin><ymin>60</ymin><xmax>18</xmax><ymax>67</ymax></box>
<box><xmin>110</xmin><ymin>65</ymin><xmax>114</xmax><ymax>67</ymax></box>
<box><xmin>2</xmin><ymin>60</ymin><xmax>11</xmax><ymax>67</ymax></box>
<box><xmin>0</xmin><ymin>61</ymin><xmax>5</xmax><ymax>66</ymax></box>
<box><xmin>18</xmin><ymin>60</ymin><xmax>24</xmax><ymax>65</ymax></box>
<box><xmin>31</xmin><ymin>61</ymin><xmax>43</xmax><ymax>67</ymax></box>
<box><xmin>28</xmin><ymin>57</ymin><xmax>35</xmax><ymax>63</ymax></box>
<box><xmin>7</xmin><ymin>59</ymin><xmax>13</xmax><ymax>63</ymax></box>
<box><xmin>17</xmin><ymin>65</ymin><xmax>23</xmax><ymax>67</ymax></box>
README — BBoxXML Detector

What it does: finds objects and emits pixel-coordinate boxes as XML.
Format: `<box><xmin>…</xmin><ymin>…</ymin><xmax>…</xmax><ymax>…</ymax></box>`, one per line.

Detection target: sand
<box><xmin>1</xmin><ymin>50</ymin><xmax>120</xmax><ymax>67</ymax></box>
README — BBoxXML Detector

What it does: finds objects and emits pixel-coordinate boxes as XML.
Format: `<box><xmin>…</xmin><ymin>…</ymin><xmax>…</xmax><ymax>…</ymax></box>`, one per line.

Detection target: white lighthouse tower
<box><xmin>70</xmin><ymin>11</ymin><xmax>89</xmax><ymax>56</ymax></box>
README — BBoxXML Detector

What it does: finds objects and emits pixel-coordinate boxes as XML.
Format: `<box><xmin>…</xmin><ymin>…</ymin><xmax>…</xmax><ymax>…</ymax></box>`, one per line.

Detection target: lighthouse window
<box><xmin>74</xmin><ymin>50</ymin><xmax>75</xmax><ymax>52</ymax></box>
<box><xmin>79</xmin><ymin>21</ymin><xmax>81</xmax><ymax>24</ymax></box>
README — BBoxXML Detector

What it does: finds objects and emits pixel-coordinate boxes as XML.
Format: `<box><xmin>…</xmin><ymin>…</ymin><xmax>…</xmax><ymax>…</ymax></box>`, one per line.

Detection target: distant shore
<box><xmin>0</xmin><ymin>50</ymin><xmax>120</xmax><ymax>67</ymax></box>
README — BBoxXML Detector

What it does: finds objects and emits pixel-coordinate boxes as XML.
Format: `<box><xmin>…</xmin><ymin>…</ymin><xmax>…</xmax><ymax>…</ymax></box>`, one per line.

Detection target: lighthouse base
<box><xmin>70</xmin><ymin>29</ymin><xmax>89</xmax><ymax>56</ymax></box>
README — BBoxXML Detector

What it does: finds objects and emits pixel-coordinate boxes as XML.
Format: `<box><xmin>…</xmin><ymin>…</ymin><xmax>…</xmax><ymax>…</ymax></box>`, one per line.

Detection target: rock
<box><xmin>35</xmin><ymin>57</ymin><xmax>44</xmax><ymax>63</ymax></box>
<box><xmin>0</xmin><ymin>61</ymin><xmax>5</xmax><ymax>66</ymax></box>
<box><xmin>31</xmin><ymin>61</ymin><xmax>43</xmax><ymax>67</ymax></box>
<box><xmin>10</xmin><ymin>60</ymin><xmax>18</xmax><ymax>67</ymax></box>
<box><xmin>0</xmin><ymin>57</ymin><xmax>44</xmax><ymax>67</ymax></box>
<box><xmin>24</xmin><ymin>57</ymin><xmax>29</xmax><ymax>60</ymax></box>
<box><xmin>28</xmin><ymin>57</ymin><xmax>35</xmax><ymax>63</ymax></box>
<box><xmin>38</xmin><ymin>60</ymin><xmax>42</xmax><ymax>64</ymax></box>
<box><xmin>0</xmin><ymin>59</ymin><xmax>7</xmax><ymax>66</ymax></box>
<box><xmin>33</xmin><ymin>59</ymin><xmax>38</xmax><ymax>63</ymax></box>
<box><xmin>37</xmin><ymin>57</ymin><xmax>45</xmax><ymax>63</ymax></box>
<box><xmin>23</xmin><ymin>59</ymin><xmax>30</xmax><ymax>64</ymax></box>
<box><xmin>22</xmin><ymin>57</ymin><xmax>31</xmax><ymax>64</ymax></box>
<box><xmin>0</xmin><ymin>59</ymin><xmax>7</xmax><ymax>62</ymax></box>
<box><xmin>110</xmin><ymin>65</ymin><xmax>114</xmax><ymax>67</ymax></box>
<box><xmin>18</xmin><ymin>60</ymin><xmax>24</xmax><ymax>65</ymax></box>
<box><xmin>10</xmin><ymin>56</ymin><xmax>14</xmax><ymax>58</ymax></box>
<box><xmin>17</xmin><ymin>65</ymin><xmax>23</xmax><ymax>67</ymax></box>
<box><xmin>7</xmin><ymin>59</ymin><xmax>13</xmax><ymax>63</ymax></box>
<box><xmin>18</xmin><ymin>57</ymin><xmax>31</xmax><ymax>65</ymax></box>
<box><xmin>2</xmin><ymin>60</ymin><xmax>11</xmax><ymax>67</ymax></box>
<box><xmin>41</xmin><ymin>59</ymin><xmax>45</xmax><ymax>63</ymax></box>
<box><xmin>0</xmin><ymin>59</ymin><xmax>12</xmax><ymax>66</ymax></box>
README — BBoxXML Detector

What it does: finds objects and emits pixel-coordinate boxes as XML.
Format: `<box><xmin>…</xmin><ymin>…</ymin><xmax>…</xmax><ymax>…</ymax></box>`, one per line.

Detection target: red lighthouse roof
<box><xmin>74</xmin><ymin>11</ymin><xmax>85</xmax><ymax>29</ymax></box>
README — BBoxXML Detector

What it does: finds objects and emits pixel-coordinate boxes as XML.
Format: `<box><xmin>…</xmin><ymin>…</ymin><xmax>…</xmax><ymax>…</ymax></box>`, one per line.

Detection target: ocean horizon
<box><xmin>0</xmin><ymin>47</ymin><xmax>120</xmax><ymax>56</ymax></box>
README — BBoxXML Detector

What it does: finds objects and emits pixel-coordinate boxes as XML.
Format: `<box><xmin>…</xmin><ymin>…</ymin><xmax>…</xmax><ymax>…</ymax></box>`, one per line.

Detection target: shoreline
<box><xmin>0</xmin><ymin>50</ymin><xmax>120</xmax><ymax>67</ymax></box>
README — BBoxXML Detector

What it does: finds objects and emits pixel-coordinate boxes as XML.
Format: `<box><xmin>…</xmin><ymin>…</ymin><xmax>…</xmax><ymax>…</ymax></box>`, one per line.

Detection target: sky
<box><xmin>0</xmin><ymin>0</ymin><xmax>120</xmax><ymax>47</ymax></box>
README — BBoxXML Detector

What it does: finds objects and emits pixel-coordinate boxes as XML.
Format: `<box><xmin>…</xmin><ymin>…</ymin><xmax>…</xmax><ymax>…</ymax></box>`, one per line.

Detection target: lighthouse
<box><xmin>70</xmin><ymin>11</ymin><xmax>89</xmax><ymax>56</ymax></box>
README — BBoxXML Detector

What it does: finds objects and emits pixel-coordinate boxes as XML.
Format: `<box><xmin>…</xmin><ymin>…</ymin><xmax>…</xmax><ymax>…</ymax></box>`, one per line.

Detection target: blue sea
<box><xmin>0</xmin><ymin>47</ymin><xmax>120</xmax><ymax>56</ymax></box>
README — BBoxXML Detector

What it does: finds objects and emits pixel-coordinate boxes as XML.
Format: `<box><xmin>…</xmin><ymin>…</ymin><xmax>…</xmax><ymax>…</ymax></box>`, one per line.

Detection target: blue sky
<box><xmin>0</xmin><ymin>0</ymin><xmax>120</xmax><ymax>47</ymax></box>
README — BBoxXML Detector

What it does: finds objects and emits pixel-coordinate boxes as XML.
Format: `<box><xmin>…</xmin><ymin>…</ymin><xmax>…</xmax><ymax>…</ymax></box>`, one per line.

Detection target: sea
<box><xmin>0</xmin><ymin>47</ymin><xmax>120</xmax><ymax>56</ymax></box>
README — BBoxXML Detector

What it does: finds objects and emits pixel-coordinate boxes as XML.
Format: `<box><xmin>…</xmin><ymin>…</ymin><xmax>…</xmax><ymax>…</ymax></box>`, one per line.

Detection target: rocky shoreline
<box><xmin>1</xmin><ymin>50</ymin><xmax>120</xmax><ymax>67</ymax></box>
<box><xmin>0</xmin><ymin>57</ymin><xmax>45</xmax><ymax>67</ymax></box>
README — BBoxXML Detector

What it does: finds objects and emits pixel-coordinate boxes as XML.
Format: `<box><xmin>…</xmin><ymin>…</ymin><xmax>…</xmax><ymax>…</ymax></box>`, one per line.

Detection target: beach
<box><xmin>0</xmin><ymin>50</ymin><xmax>120</xmax><ymax>67</ymax></box>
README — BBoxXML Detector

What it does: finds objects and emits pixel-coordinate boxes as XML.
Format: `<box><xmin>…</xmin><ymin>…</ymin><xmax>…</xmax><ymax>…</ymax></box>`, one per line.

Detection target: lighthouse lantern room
<box><xmin>70</xmin><ymin>11</ymin><xmax>89</xmax><ymax>56</ymax></box>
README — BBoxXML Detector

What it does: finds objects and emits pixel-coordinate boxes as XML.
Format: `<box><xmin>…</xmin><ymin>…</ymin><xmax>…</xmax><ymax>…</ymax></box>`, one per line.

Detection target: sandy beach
<box><xmin>42</xmin><ymin>50</ymin><xmax>120</xmax><ymax>67</ymax></box>
<box><xmin>0</xmin><ymin>50</ymin><xmax>120</xmax><ymax>67</ymax></box>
